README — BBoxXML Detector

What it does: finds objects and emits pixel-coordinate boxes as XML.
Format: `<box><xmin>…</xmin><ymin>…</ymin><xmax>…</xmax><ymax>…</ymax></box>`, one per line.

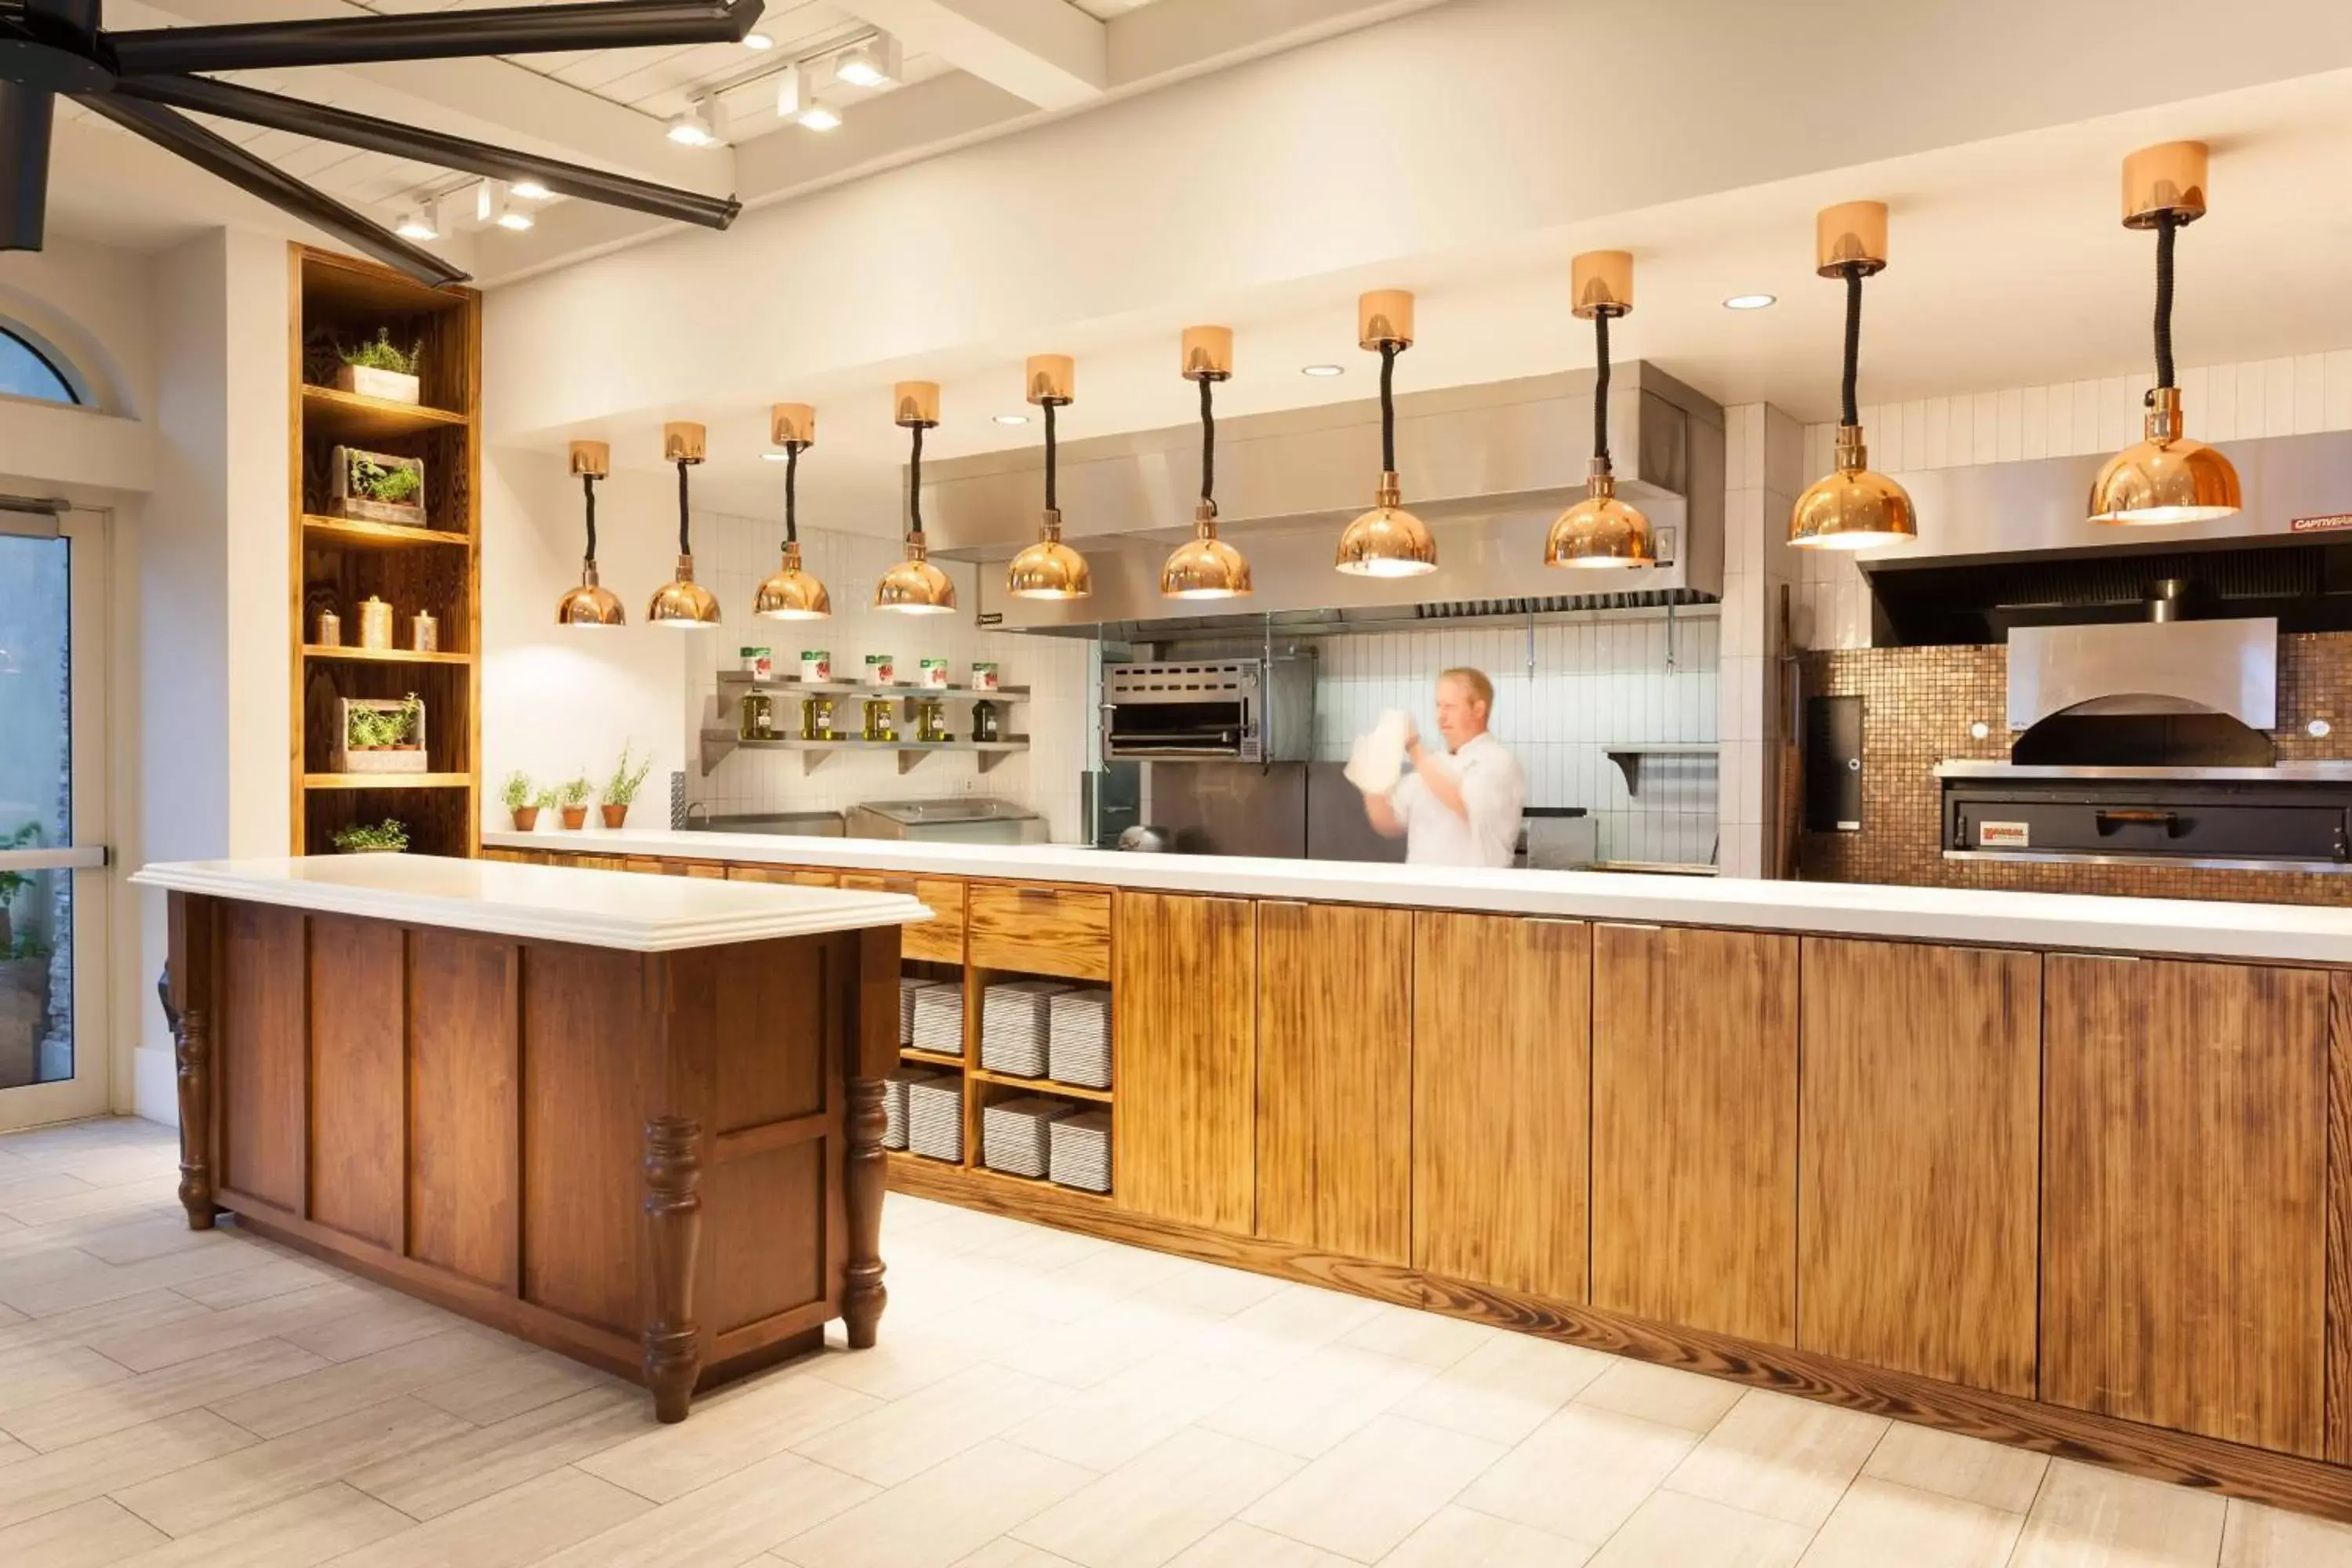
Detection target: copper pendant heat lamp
<box><xmin>1005</xmin><ymin>355</ymin><xmax>1092</xmax><ymax>600</ymax></box>
<box><xmin>1160</xmin><ymin>327</ymin><xmax>1252</xmax><ymax>600</ymax></box>
<box><xmin>2089</xmin><ymin>142</ymin><xmax>2241</xmax><ymax>525</ymax></box>
<box><xmin>753</xmin><ymin>403</ymin><xmax>832</xmax><ymax>620</ymax></box>
<box><xmin>1547</xmin><ymin>251</ymin><xmax>1653</xmax><ymax>569</ymax></box>
<box><xmin>1791</xmin><ymin>203</ymin><xmax>1917</xmax><ymax>550</ymax></box>
<box><xmin>875</xmin><ymin>382</ymin><xmax>957</xmax><ymax>615</ymax></box>
<box><xmin>556</xmin><ymin>439</ymin><xmax>625</xmax><ymax>627</ymax></box>
<box><xmin>648</xmin><ymin>421</ymin><xmax>721</xmax><ymax>628</ymax></box>
<box><xmin>1335</xmin><ymin>290</ymin><xmax>1437</xmax><ymax>577</ymax></box>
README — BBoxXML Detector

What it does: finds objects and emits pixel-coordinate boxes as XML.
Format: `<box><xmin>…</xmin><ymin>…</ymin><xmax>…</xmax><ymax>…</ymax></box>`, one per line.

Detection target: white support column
<box><xmin>1717</xmin><ymin>405</ymin><xmax>1806</xmax><ymax>880</ymax></box>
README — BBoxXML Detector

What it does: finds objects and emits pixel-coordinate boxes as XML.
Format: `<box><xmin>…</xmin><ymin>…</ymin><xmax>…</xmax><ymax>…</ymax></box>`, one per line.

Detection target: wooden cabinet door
<box><xmin>1116</xmin><ymin>892</ymin><xmax>1256</xmax><ymax>1234</ymax></box>
<box><xmin>1413</xmin><ymin>913</ymin><xmax>1589</xmax><ymax>1301</ymax></box>
<box><xmin>1257</xmin><ymin>901</ymin><xmax>1414</xmax><ymax>1265</ymax></box>
<box><xmin>2043</xmin><ymin>953</ymin><xmax>2327</xmax><ymax>1456</ymax></box>
<box><xmin>1799</xmin><ymin>938</ymin><xmax>2039</xmax><ymax>1395</ymax></box>
<box><xmin>1592</xmin><ymin>923</ymin><xmax>1798</xmax><ymax>1344</ymax></box>
<box><xmin>969</xmin><ymin>884</ymin><xmax>1112</xmax><ymax>982</ymax></box>
<box><xmin>843</xmin><ymin>873</ymin><xmax>965</xmax><ymax>964</ymax></box>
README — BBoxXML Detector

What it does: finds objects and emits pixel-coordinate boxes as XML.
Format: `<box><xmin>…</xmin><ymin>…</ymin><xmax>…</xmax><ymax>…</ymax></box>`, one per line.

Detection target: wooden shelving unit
<box><xmin>289</xmin><ymin>245</ymin><xmax>482</xmax><ymax>858</ymax></box>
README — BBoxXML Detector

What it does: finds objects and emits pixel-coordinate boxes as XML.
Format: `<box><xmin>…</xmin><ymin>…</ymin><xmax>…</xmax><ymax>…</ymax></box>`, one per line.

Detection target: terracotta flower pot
<box><xmin>510</xmin><ymin>807</ymin><xmax>539</xmax><ymax>831</ymax></box>
<box><xmin>601</xmin><ymin>804</ymin><xmax>630</xmax><ymax>829</ymax></box>
<box><xmin>560</xmin><ymin>805</ymin><xmax>588</xmax><ymax>830</ymax></box>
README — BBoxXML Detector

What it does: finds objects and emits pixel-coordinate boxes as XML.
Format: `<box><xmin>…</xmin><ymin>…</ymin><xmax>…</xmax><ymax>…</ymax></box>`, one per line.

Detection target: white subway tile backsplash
<box><xmin>2296</xmin><ymin>353</ymin><xmax>2327</xmax><ymax>437</ymax></box>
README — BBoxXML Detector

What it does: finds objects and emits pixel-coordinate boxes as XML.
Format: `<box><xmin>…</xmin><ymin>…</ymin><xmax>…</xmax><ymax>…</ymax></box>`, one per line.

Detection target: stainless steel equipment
<box><xmin>1116</xmin><ymin>826</ymin><xmax>1172</xmax><ymax>852</ymax></box>
<box><xmin>847</xmin><ymin>797</ymin><xmax>1047</xmax><ymax>845</ymax></box>
<box><xmin>681</xmin><ymin>809</ymin><xmax>844</xmax><ymax>837</ymax></box>
<box><xmin>1936</xmin><ymin>615</ymin><xmax>2352</xmax><ymax>873</ymax></box>
<box><xmin>1102</xmin><ymin>656</ymin><xmax>1315</xmax><ymax>764</ymax></box>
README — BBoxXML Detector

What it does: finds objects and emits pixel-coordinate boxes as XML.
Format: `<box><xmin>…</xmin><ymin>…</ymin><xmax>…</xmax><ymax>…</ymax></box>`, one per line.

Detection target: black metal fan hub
<box><xmin>0</xmin><ymin>34</ymin><xmax>113</xmax><ymax>93</ymax></box>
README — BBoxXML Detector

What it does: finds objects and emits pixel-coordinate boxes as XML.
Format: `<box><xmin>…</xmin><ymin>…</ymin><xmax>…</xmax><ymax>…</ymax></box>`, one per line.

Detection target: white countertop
<box><xmin>483</xmin><ymin>826</ymin><xmax>2352</xmax><ymax>966</ymax></box>
<box><xmin>132</xmin><ymin>855</ymin><xmax>931</xmax><ymax>953</ymax></box>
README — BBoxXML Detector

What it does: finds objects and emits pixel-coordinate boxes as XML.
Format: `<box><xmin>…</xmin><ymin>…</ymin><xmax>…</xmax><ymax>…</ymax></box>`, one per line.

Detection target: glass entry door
<box><xmin>0</xmin><ymin>506</ymin><xmax>110</xmax><ymax>1129</ymax></box>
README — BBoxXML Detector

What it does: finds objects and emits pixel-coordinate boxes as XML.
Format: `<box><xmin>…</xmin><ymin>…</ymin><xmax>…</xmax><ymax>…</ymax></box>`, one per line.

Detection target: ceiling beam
<box><xmin>835</xmin><ymin>0</ymin><xmax>1107</xmax><ymax>111</ymax></box>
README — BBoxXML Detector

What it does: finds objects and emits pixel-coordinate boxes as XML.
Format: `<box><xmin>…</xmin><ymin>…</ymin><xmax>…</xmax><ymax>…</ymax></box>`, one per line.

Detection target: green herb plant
<box><xmin>0</xmin><ymin>821</ymin><xmax>40</xmax><ymax>908</ymax></box>
<box><xmin>345</xmin><ymin>695</ymin><xmax>423</xmax><ymax>750</ymax></box>
<box><xmin>339</xmin><ymin>329</ymin><xmax>423</xmax><ymax>376</ymax></box>
<box><xmin>559</xmin><ymin>775</ymin><xmax>593</xmax><ymax>809</ymax></box>
<box><xmin>4</xmin><ymin>931</ymin><xmax>51</xmax><ymax>962</ymax></box>
<box><xmin>601</xmin><ymin>743</ymin><xmax>652</xmax><ymax>808</ymax></box>
<box><xmin>532</xmin><ymin>786</ymin><xmax>561</xmax><ymax>811</ymax></box>
<box><xmin>347</xmin><ymin>452</ymin><xmax>423</xmax><ymax>506</ymax></box>
<box><xmin>331</xmin><ymin>818</ymin><xmax>410</xmax><ymax>853</ymax></box>
<box><xmin>501</xmin><ymin>770</ymin><xmax>534</xmax><ymax>811</ymax></box>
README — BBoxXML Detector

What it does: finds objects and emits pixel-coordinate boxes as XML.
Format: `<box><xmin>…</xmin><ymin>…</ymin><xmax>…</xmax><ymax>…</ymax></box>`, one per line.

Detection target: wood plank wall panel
<box><xmin>1592</xmin><ymin>923</ymin><xmax>1799</xmax><ymax>1345</ymax></box>
<box><xmin>2043</xmin><ymin>954</ymin><xmax>2328</xmax><ymax>1457</ymax></box>
<box><xmin>408</xmin><ymin>929</ymin><xmax>520</xmax><ymax>1290</ymax></box>
<box><xmin>1115</xmin><ymin>893</ymin><xmax>1258</xmax><ymax>1236</ymax></box>
<box><xmin>305</xmin><ymin>915</ymin><xmax>407</xmax><ymax>1250</ymax></box>
<box><xmin>220</xmin><ymin>902</ymin><xmax>308</xmax><ymax>1212</ymax></box>
<box><xmin>1412</xmin><ymin>913</ymin><xmax>1590</xmax><ymax>1301</ymax></box>
<box><xmin>702</xmin><ymin>1142</ymin><xmax>826</xmax><ymax>1335</ymax></box>
<box><xmin>711</xmin><ymin>938</ymin><xmax>827</xmax><ymax>1135</ymax></box>
<box><xmin>1257</xmin><ymin>902</ymin><xmax>1414</xmax><ymax>1265</ymax></box>
<box><xmin>521</xmin><ymin>945</ymin><xmax>659</xmax><ymax>1334</ymax></box>
<box><xmin>2330</xmin><ymin>972</ymin><xmax>2352</xmax><ymax>1465</ymax></box>
<box><xmin>1798</xmin><ymin>938</ymin><xmax>2040</xmax><ymax>1396</ymax></box>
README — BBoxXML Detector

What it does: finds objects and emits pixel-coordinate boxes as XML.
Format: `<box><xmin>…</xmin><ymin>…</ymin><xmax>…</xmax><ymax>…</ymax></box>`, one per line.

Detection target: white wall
<box><xmin>1312</xmin><ymin>617</ymin><xmax>1721</xmax><ymax>869</ymax></box>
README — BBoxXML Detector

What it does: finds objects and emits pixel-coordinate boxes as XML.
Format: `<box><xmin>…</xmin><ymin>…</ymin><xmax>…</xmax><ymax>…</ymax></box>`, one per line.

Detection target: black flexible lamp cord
<box><xmin>674</xmin><ymin>459</ymin><xmax>691</xmax><ymax>557</ymax></box>
<box><xmin>1592</xmin><ymin>310</ymin><xmax>1614</xmax><ymax>470</ymax></box>
<box><xmin>780</xmin><ymin>442</ymin><xmax>801</xmax><ymax>548</ymax></box>
<box><xmin>1840</xmin><ymin>264</ymin><xmax>1864</xmax><ymax>428</ymax></box>
<box><xmin>1378</xmin><ymin>340</ymin><xmax>1399</xmax><ymax>471</ymax></box>
<box><xmin>2154</xmin><ymin>209</ymin><xmax>2178</xmax><ymax>390</ymax></box>
<box><xmin>1044</xmin><ymin>400</ymin><xmax>1058</xmax><ymax>513</ymax></box>
<box><xmin>908</xmin><ymin>423</ymin><xmax>925</xmax><ymax>539</ymax></box>
<box><xmin>1199</xmin><ymin>376</ymin><xmax>1217</xmax><ymax>514</ymax></box>
<box><xmin>580</xmin><ymin>473</ymin><xmax>597</xmax><ymax>561</ymax></box>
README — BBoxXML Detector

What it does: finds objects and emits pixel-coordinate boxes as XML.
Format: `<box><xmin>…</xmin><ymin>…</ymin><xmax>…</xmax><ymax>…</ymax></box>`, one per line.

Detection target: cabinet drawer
<box><xmin>726</xmin><ymin>863</ymin><xmax>840</xmax><ymax>888</ymax></box>
<box><xmin>969</xmin><ymin>884</ymin><xmax>1112</xmax><ymax>980</ymax></box>
<box><xmin>843</xmin><ymin>874</ymin><xmax>965</xmax><ymax>963</ymax></box>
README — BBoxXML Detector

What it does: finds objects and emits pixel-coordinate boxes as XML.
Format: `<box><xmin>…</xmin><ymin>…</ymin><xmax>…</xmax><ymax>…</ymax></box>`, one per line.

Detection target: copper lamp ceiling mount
<box><xmin>1790</xmin><ymin>201</ymin><xmax>1918</xmax><ymax>552</ymax></box>
<box><xmin>1006</xmin><ymin>354</ymin><xmax>1093</xmax><ymax>601</ymax></box>
<box><xmin>753</xmin><ymin>402</ymin><xmax>832</xmax><ymax>621</ymax></box>
<box><xmin>1160</xmin><ymin>326</ymin><xmax>1251</xmax><ymax>600</ymax></box>
<box><xmin>1335</xmin><ymin>289</ymin><xmax>1437</xmax><ymax>578</ymax></box>
<box><xmin>1548</xmin><ymin>250</ymin><xmax>1654</xmax><ymax>571</ymax></box>
<box><xmin>876</xmin><ymin>382</ymin><xmax>957</xmax><ymax>615</ymax></box>
<box><xmin>556</xmin><ymin>438</ymin><xmax>625</xmax><ymax>628</ymax></box>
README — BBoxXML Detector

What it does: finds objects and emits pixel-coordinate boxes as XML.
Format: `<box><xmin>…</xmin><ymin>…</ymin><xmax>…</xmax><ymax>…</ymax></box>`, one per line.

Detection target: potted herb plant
<box><xmin>503</xmin><ymin>770</ymin><xmax>539</xmax><ymax>831</ymax></box>
<box><xmin>333</xmin><ymin>694</ymin><xmax>426</xmax><ymax>775</ymax></box>
<box><xmin>558</xmin><ymin>775</ymin><xmax>592</xmax><ymax>831</ymax></box>
<box><xmin>601</xmin><ymin>743</ymin><xmax>652</xmax><ymax>829</ymax></box>
<box><xmin>335</xmin><ymin>329</ymin><xmax>424</xmax><ymax>405</ymax></box>
<box><xmin>328</xmin><ymin>445</ymin><xmax>428</xmax><ymax>528</ymax></box>
<box><xmin>331</xmin><ymin>818</ymin><xmax>409</xmax><ymax>854</ymax></box>
<box><xmin>0</xmin><ymin>822</ymin><xmax>49</xmax><ymax>1089</ymax></box>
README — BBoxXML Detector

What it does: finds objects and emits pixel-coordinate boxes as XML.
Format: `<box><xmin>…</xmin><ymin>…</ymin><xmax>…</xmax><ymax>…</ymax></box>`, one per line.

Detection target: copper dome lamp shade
<box><xmin>2088</xmin><ymin>141</ymin><xmax>2240</xmax><ymax>526</ymax></box>
<box><xmin>1789</xmin><ymin>201</ymin><xmax>1918</xmax><ymax>551</ymax></box>
<box><xmin>1005</xmin><ymin>354</ymin><xmax>1092</xmax><ymax>600</ymax></box>
<box><xmin>555</xmin><ymin>439</ymin><xmax>626</xmax><ymax>627</ymax></box>
<box><xmin>1160</xmin><ymin>326</ymin><xmax>1252</xmax><ymax>600</ymax></box>
<box><xmin>1334</xmin><ymin>290</ymin><xmax>1438</xmax><ymax>577</ymax></box>
<box><xmin>752</xmin><ymin>403</ymin><xmax>832</xmax><ymax>620</ymax></box>
<box><xmin>1546</xmin><ymin>250</ymin><xmax>1654</xmax><ymax>569</ymax></box>
<box><xmin>874</xmin><ymin>381</ymin><xmax>957</xmax><ymax>615</ymax></box>
<box><xmin>647</xmin><ymin>422</ymin><xmax>722</xmax><ymax>628</ymax></box>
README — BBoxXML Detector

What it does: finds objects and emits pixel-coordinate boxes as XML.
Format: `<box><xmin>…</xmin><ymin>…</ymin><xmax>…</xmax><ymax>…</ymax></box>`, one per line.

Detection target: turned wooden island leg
<box><xmin>844</xmin><ymin>1075</ymin><xmax>889</xmax><ymax>1348</ymax></box>
<box><xmin>166</xmin><ymin>894</ymin><xmax>218</xmax><ymax>1231</ymax></box>
<box><xmin>641</xmin><ymin>1115</ymin><xmax>704</xmax><ymax>1423</ymax></box>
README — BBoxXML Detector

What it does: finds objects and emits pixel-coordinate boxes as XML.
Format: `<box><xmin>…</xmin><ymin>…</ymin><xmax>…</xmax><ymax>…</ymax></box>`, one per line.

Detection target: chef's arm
<box><xmin>1363</xmin><ymin>789</ymin><xmax>1405</xmax><ymax>839</ymax></box>
<box><xmin>1406</xmin><ymin>740</ymin><xmax>1469</xmax><ymax>822</ymax></box>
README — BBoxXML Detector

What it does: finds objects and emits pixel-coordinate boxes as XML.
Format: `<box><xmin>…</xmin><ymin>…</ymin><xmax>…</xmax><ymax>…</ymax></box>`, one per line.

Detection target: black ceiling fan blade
<box><xmin>114</xmin><ymin>73</ymin><xmax>741</xmax><ymax>230</ymax></box>
<box><xmin>23</xmin><ymin>0</ymin><xmax>101</xmax><ymax>45</ymax></box>
<box><xmin>74</xmin><ymin>92</ymin><xmax>469</xmax><ymax>287</ymax></box>
<box><xmin>106</xmin><ymin>0</ymin><xmax>766</xmax><ymax>76</ymax></box>
<box><xmin>0</xmin><ymin>82</ymin><xmax>55</xmax><ymax>252</ymax></box>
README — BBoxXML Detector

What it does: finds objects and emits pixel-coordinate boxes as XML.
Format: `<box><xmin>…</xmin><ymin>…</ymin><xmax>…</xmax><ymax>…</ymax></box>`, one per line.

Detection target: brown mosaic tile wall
<box><xmin>1797</xmin><ymin>633</ymin><xmax>2352</xmax><ymax>907</ymax></box>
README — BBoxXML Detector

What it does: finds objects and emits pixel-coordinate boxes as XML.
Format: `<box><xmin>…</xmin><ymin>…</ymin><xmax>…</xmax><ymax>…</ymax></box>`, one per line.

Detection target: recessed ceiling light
<box><xmin>993</xmin><ymin>413</ymin><xmax>1030</xmax><ymax>426</ymax></box>
<box><xmin>835</xmin><ymin>32</ymin><xmax>901</xmax><ymax>87</ymax></box>
<box><xmin>510</xmin><ymin>180</ymin><xmax>551</xmax><ymax>200</ymax></box>
<box><xmin>1301</xmin><ymin>364</ymin><xmax>1345</xmax><ymax>378</ymax></box>
<box><xmin>1722</xmin><ymin>292</ymin><xmax>1777</xmax><ymax>310</ymax></box>
<box><xmin>394</xmin><ymin>209</ymin><xmax>437</xmax><ymax>241</ymax></box>
<box><xmin>742</xmin><ymin>30</ymin><xmax>775</xmax><ymax>49</ymax></box>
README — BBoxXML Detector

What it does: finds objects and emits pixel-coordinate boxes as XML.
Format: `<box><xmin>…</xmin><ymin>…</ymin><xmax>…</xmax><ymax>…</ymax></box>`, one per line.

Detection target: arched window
<box><xmin>0</xmin><ymin>327</ymin><xmax>80</xmax><ymax>405</ymax></box>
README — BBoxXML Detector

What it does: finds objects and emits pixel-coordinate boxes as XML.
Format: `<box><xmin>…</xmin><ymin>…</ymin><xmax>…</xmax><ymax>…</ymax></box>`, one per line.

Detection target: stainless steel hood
<box><xmin>916</xmin><ymin>361</ymin><xmax>1723</xmax><ymax>637</ymax></box>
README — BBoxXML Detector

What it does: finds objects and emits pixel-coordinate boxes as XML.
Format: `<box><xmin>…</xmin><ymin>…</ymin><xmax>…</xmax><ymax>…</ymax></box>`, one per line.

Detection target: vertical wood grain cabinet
<box><xmin>1115</xmin><ymin>893</ymin><xmax>1258</xmax><ymax>1235</ymax></box>
<box><xmin>1592</xmin><ymin>922</ymin><xmax>1799</xmax><ymax>1344</ymax></box>
<box><xmin>1412</xmin><ymin>912</ymin><xmax>1590</xmax><ymax>1301</ymax></box>
<box><xmin>2042</xmin><ymin>953</ymin><xmax>2328</xmax><ymax>1457</ymax></box>
<box><xmin>1798</xmin><ymin>938</ymin><xmax>2041</xmax><ymax>1395</ymax></box>
<box><xmin>1257</xmin><ymin>901</ymin><xmax>1414</xmax><ymax>1264</ymax></box>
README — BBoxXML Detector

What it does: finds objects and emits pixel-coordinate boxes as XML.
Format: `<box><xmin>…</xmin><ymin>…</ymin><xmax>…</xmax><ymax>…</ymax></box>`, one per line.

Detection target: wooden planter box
<box><xmin>332</xmin><ymin>696</ymin><xmax>428</xmax><ymax>775</ymax></box>
<box><xmin>334</xmin><ymin>364</ymin><xmax>421</xmax><ymax>405</ymax></box>
<box><xmin>328</xmin><ymin>445</ymin><xmax>427</xmax><ymax>528</ymax></box>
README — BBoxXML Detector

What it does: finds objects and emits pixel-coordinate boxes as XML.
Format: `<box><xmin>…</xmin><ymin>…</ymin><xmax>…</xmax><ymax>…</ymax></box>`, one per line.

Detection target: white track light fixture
<box><xmin>666</xmin><ymin>97</ymin><xmax>721</xmax><ymax>147</ymax></box>
<box><xmin>835</xmin><ymin>32</ymin><xmax>901</xmax><ymax>87</ymax></box>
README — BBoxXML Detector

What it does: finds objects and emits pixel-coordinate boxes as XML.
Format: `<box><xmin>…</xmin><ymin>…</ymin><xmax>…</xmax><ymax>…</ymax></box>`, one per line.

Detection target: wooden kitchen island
<box><xmin>128</xmin><ymin>855</ymin><xmax>927</xmax><ymax>1422</ymax></box>
<box><xmin>488</xmin><ymin>826</ymin><xmax>2352</xmax><ymax>1517</ymax></box>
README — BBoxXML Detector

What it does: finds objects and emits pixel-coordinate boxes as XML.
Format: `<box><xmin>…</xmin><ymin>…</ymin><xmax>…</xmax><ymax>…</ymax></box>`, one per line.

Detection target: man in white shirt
<box><xmin>1362</xmin><ymin>667</ymin><xmax>1526</xmax><ymax>868</ymax></box>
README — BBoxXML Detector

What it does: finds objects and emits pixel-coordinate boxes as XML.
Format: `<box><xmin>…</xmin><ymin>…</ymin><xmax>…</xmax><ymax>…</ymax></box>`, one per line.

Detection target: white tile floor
<box><xmin>0</xmin><ymin>1116</ymin><xmax>2347</xmax><ymax>1566</ymax></box>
